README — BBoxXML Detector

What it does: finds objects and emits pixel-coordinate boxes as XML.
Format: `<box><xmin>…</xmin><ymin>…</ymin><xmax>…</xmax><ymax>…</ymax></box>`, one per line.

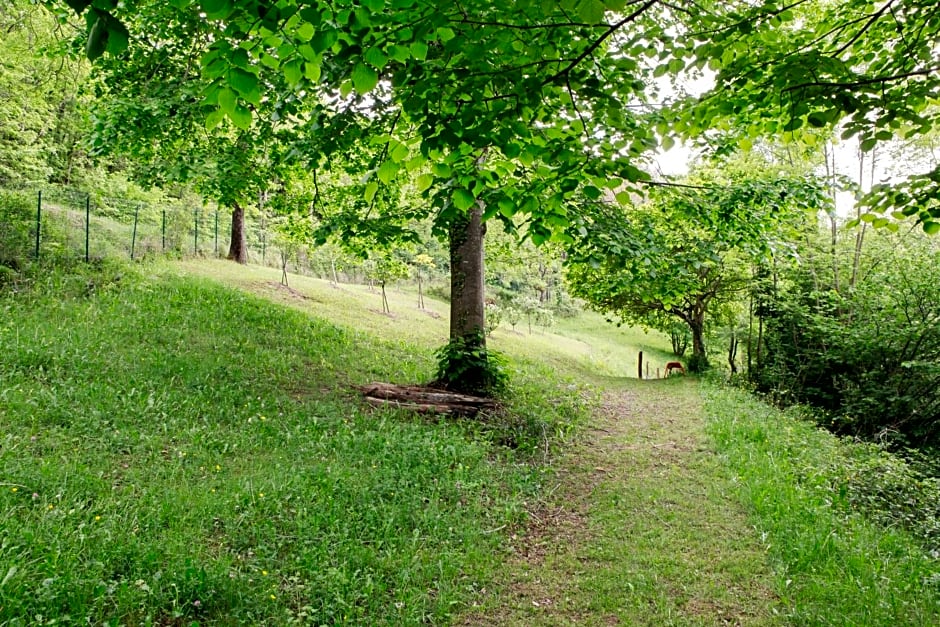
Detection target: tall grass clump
<box><xmin>0</xmin><ymin>261</ymin><xmax>577</xmax><ymax>625</ymax></box>
<box><xmin>704</xmin><ymin>382</ymin><xmax>940</xmax><ymax>625</ymax></box>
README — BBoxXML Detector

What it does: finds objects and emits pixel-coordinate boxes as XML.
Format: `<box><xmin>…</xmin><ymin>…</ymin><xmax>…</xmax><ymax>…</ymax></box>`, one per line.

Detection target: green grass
<box><xmin>461</xmin><ymin>378</ymin><xmax>781</xmax><ymax>626</ymax></box>
<box><xmin>704</xmin><ymin>382</ymin><xmax>940</xmax><ymax>625</ymax></box>
<box><xmin>6</xmin><ymin>256</ymin><xmax>937</xmax><ymax>625</ymax></box>
<box><xmin>177</xmin><ymin>259</ymin><xmax>674</xmax><ymax>384</ymax></box>
<box><xmin>0</xmin><ymin>262</ymin><xmax>578</xmax><ymax>624</ymax></box>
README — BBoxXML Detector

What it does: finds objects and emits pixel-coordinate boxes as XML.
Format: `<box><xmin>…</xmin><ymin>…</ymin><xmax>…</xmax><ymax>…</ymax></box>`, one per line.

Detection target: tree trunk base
<box><xmin>356</xmin><ymin>382</ymin><xmax>498</xmax><ymax>416</ymax></box>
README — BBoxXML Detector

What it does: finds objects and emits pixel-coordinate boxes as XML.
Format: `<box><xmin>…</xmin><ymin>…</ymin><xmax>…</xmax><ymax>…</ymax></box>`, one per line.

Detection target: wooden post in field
<box><xmin>646</xmin><ymin>362</ymin><xmax>650</xmax><ymax>379</ymax></box>
<box><xmin>84</xmin><ymin>194</ymin><xmax>90</xmax><ymax>263</ymax></box>
<box><xmin>657</xmin><ymin>368</ymin><xmax>661</xmax><ymax>379</ymax></box>
<box><xmin>34</xmin><ymin>190</ymin><xmax>41</xmax><ymax>259</ymax></box>
<box><xmin>131</xmin><ymin>203</ymin><xmax>140</xmax><ymax>260</ymax></box>
<box><xmin>638</xmin><ymin>351</ymin><xmax>643</xmax><ymax>380</ymax></box>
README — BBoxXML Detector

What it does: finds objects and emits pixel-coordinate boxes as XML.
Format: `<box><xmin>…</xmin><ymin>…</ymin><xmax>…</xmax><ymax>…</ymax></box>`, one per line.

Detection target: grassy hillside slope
<box><xmin>0</xmin><ymin>260</ymin><xmax>598</xmax><ymax>624</ymax></box>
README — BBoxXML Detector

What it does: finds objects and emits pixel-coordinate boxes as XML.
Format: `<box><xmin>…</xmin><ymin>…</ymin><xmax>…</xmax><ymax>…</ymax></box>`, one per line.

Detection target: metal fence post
<box><xmin>35</xmin><ymin>190</ymin><xmax>41</xmax><ymax>260</ymax></box>
<box><xmin>84</xmin><ymin>193</ymin><xmax>90</xmax><ymax>263</ymax></box>
<box><xmin>194</xmin><ymin>209</ymin><xmax>199</xmax><ymax>255</ymax></box>
<box><xmin>162</xmin><ymin>208</ymin><xmax>166</xmax><ymax>251</ymax></box>
<box><xmin>131</xmin><ymin>203</ymin><xmax>140</xmax><ymax>259</ymax></box>
<box><xmin>214</xmin><ymin>210</ymin><xmax>219</xmax><ymax>256</ymax></box>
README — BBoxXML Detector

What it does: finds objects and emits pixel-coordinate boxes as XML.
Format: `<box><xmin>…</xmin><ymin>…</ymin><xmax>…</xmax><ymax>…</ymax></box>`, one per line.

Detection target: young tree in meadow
<box><xmin>567</xmin><ymin>165</ymin><xmax>824</xmax><ymax>371</ymax></box>
<box><xmin>411</xmin><ymin>253</ymin><xmax>435</xmax><ymax>310</ymax></box>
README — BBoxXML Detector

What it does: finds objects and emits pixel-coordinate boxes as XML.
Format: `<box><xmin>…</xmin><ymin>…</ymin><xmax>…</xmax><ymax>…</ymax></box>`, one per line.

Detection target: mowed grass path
<box><xmin>460</xmin><ymin>377</ymin><xmax>779</xmax><ymax>626</ymax></box>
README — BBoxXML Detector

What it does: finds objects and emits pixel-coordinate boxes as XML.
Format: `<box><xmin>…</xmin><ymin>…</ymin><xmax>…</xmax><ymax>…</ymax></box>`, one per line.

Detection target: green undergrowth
<box><xmin>0</xmin><ymin>261</ymin><xmax>586</xmax><ymax>625</ymax></box>
<box><xmin>704</xmin><ymin>382</ymin><xmax>940</xmax><ymax>625</ymax></box>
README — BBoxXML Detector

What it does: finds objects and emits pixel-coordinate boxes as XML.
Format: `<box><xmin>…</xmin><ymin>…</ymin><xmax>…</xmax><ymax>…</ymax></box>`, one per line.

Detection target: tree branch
<box><xmin>540</xmin><ymin>0</ymin><xmax>658</xmax><ymax>87</ymax></box>
<box><xmin>785</xmin><ymin>66</ymin><xmax>938</xmax><ymax>91</ymax></box>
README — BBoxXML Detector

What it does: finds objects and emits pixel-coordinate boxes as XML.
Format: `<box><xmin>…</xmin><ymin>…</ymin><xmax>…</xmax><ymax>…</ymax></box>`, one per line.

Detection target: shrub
<box><xmin>754</xmin><ymin>237</ymin><xmax>940</xmax><ymax>448</ymax></box>
<box><xmin>686</xmin><ymin>352</ymin><xmax>710</xmax><ymax>373</ymax></box>
<box><xmin>0</xmin><ymin>189</ymin><xmax>34</xmax><ymax>268</ymax></box>
<box><xmin>434</xmin><ymin>332</ymin><xmax>509</xmax><ymax>396</ymax></box>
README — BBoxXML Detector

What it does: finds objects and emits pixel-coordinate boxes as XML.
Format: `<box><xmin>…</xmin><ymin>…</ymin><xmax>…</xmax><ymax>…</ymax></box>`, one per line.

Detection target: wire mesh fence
<box><xmin>1</xmin><ymin>188</ymin><xmax>283</xmax><ymax>267</ymax></box>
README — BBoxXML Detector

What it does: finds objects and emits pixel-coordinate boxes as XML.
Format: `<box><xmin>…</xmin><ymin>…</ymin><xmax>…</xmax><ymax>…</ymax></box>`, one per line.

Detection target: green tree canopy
<box><xmin>566</xmin><ymin>162</ymin><xmax>825</xmax><ymax>369</ymax></box>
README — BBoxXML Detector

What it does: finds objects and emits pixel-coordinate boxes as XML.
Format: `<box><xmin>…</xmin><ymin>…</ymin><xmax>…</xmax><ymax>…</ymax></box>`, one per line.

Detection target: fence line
<box><xmin>20</xmin><ymin>188</ymin><xmax>283</xmax><ymax>264</ymax></box>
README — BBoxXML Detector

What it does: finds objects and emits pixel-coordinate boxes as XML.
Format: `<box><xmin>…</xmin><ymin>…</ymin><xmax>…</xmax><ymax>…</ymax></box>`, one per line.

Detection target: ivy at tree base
<box><xmin>433</xmin><ymin>332</ymin><xmax>508</xmax><ymax>398</ymax></box>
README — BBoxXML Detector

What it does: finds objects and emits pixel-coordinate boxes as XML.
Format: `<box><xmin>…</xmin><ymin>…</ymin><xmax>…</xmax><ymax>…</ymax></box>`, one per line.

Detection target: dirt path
<box><xmin>460</xmin><ymin>378</ymin><xmax>781</xmax><ymax>626</ymax></box>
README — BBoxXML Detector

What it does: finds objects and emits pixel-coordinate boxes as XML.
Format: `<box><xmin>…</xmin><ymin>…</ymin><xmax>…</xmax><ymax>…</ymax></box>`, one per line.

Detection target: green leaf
<box><xmin>85</xmin><ymin>13</ymin><xmax>108</xmax><ymax>60</ymax></box>
<box><xmin>498</xmin><ymin>199</ymin><xmax>515</xmax><ymax>218</ymax></box>
<box><xmin>218</xmin><ymin>87</ymin><xmax>237</xmax><ymax>115</ymax></box>
<box><xmin>295</xmin><ymin>22</ymin><xmax>315</xmax><ymax>42</ymax></box>
<box><xmin>201</xmin><ymin>0</ymin><xmax>232</xmax><ymax>19</ymax></box>
<box><xmin>389</xmin><ymin>141</ymin><xmax>410</xmax><ymax>163</ymax></box>
<box><xmin>923</xmin><ymin>221</ymin><xmax>940</xmax><ymax>235</ymax></box>
<box><xmin>415</xmin><ymin>174</ymin><xmax>434</xmax><ymax>192</ymax></box>
<box><xmin>304</xmin><ymin>61</ymin><xmax>321</xmax><ymax>82</ymax></box>
<box><xmin>453</xmin><ymin>188</ymin><xmax>475</xmax><ymax>211</ymax></box>
<box><xmin>298</xmin><ymin>44</ymin><xmax>317</xmax><ymax>61</ymax></box>
<box><xmin>228</xmin><ymin>104</ymin><xmax>252</xmax><ymax>130</ymax></box>
<box><xmin>351</xmin><ymin>63</ymin><xmax>379</xmax><ymax>94</ymax></box>
<box><xmin>410</xmin><ymin>41</ymin><xmax>429</xmax><ymax>60</ymax></box>
<box><xmin>228</xmin><ymin>68</ymin><xmax>259</xmax><ymax>98</ymax></box>
<box><xmin>362</xmin><ymin>0</ymin><xmax>385</xmax><ymax>9</ymax></box>
<box><xmin>312</xmin><ymin>29</ymin><xmax>338</xmax><ymax>54</ymax></box>
<box><xmin>388</xmin><ymin>45</ymin><xmax>410</xmax><ymax>62</ymax></box>
<box><xmin>283</xmin><ymin>59</ymin><xmax>303</xmax><ymax>85</ymax></box>
<box><xmin>377</xmin><ymin>160</ymin><xmax>399</xmax><ymax>184</ymax></box>
<box><xmin>860</xmin><ymin>137</ymin><xmax>877</xmax><ymax>152</ymax></box>
<box><xmin>365</xmin><ymin>46</ymin><xmax>389</xmax><ymax>70</ymax></box>
<box><xmin>622</xmin><ymin>163</ymin><xmax>650</xmax><ymax>182</ymax></box>
<box><xmin>578</xmin><ymin>0</ymin><xmax>606</xmax><ymax>22</ymax></box>
<box><xmin>431</xmin><ymin>163</ymin><xmax>452</xmax><ymax>178</ymax></box>
<box><xmin>65</xmin><ymin>0</ymin><xmax>92</xmax><ymax>14</ymax></box>
<box><xmin>205</xmin><ymin>109</ymin><xmax>225</xmax><ymax>131</ymax></box>
<box><xmin>105</xmin><ymin>18</ymin><xmax>129</xmax><ymax>55</ymax></box>
<box><xmin>807</xmin><ymin>112</ymin><xmax>828</xmax><ymax>128</ymax></box>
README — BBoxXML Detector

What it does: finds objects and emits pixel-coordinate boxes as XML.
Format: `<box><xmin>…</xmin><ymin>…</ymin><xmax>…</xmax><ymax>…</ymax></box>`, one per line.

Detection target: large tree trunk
<box><xmin>227</xmin><ymin>201</ymin><xmax>247</xmax><ymax>264</ymax></box>
<box><xmin>688</xmin><ymin>310</ymin><xmax>709</xmax><ymax>372</ymax></box>
<box><xmin>449</xmin><ymin>202</ymin><xmax>486</xmax><ymax>342</ymax></box>
<box><xmin>439</xmin><ymin>201</ymin><xmax>489</xmax><ymax>394</ymax></box>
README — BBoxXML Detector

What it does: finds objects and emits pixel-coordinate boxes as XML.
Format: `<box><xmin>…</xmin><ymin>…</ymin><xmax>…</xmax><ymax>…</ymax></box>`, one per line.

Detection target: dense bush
<box><xmin>0</xmin><ymin>189</ymin><xmax>34</xmax><ymax>269</ymax></box>
<box><xmin>754</xmin><ymin>235</ymin><xmax>940</xmax><ymax>448</ymax></box>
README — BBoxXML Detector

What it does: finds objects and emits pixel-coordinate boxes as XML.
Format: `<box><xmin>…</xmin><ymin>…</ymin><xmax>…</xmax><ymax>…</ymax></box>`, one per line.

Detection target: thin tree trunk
<box><xmin>747</xmin><ymin>274</ymin><xmax>754</xmax><ymax>375</ymax></box>
<box><xmin>449</xmin><ymin>201</ymin><xmax>486</xmax><ymax>342</ymax></box>
<box><xmin>824</xmin><ymin>142</ymin><xmax>840</xmax><ymax>293</ymax></box>
<box><xmin>728</xmin><ymin>330</ymin><xmax>738</xmax><ymax>374</ymax></box>
<box><xmin>850</xmin><ymin>146</ymin><xmax>872</xmax><ymax>290</ymax></box>
<box><xmin>417</xmin><ymin>274</ymin><xmax>424</xmax><ymax>310</ymax></box>
<box><xmin>227</xmin><ymin>202</ymin><xmax>247</xmax><ymax>264</ymax></box>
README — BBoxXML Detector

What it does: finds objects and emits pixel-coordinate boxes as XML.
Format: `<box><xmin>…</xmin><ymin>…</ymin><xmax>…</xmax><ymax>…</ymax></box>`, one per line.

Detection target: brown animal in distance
<box><xmin>665</xmin><ymin>361</ymin><xmax>686</xmax><ymax>377</ymax></box>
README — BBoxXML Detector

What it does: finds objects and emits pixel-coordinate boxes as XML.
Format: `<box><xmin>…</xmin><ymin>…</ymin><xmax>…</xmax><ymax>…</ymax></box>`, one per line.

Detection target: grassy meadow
<box><xmin>2</xmin><ymin>258</ymin><xmax>939</xmax><ymax>625</ymax></box>
<box><xmin>0</xmin><ymin>258</ymin><xmax>662</xmax><ymax>624</ymax></box>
